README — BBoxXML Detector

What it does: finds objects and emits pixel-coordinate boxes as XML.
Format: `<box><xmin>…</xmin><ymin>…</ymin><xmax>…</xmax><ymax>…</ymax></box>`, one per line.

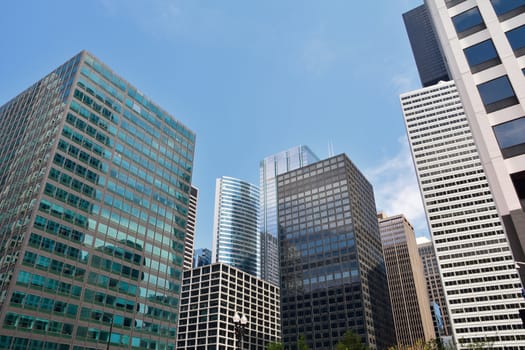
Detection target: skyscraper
<box><xmin>418</xmin><ymin>241</ymin><xmax>452</xmax><ymax>339</ymax></box>
<box><xmin>259</xmin><ymin>145</ymin><xmax>319</xmax><ymax>286</ymax></box>
<box><xmin>400</xmin><ymin>80</ymin><xmax>525</xmax><ymax>348</ymax></box>
<box><xmin>423</xmin><ymin>0</ymin><xmax>525</xmax><ymax>283</ymax></box>
<box><xmin>377</xmin><ymin>213</ymin><xmax>435</xmax><ymax>346</ymax></box>
<box><xmin>212</xmin><ymin>176</ymin><xmax>260</xmax><ymax>277</ymax></box>
<box><xmin>184</xmin><ymin>186</ymin><xmax>198</xmax><ymax>270</ymax></box>
<box><xmin>193</xmin><ymin>248</ymin><xmax>212</xmax><ymax>268</ymax></box>
<box><xmin>0</xmin><ymin>51</ymin><xmax>195</xmax><ymax>350</ymax></box>
<box><xmin>403</xmin><ymin>4</ymin><xmax>450</xmax><ymax>87</ymax></box>
<box><xmin>278</xmin><ymin>154</ymin><xmax>395</xmax><ymax>350</ymax></box>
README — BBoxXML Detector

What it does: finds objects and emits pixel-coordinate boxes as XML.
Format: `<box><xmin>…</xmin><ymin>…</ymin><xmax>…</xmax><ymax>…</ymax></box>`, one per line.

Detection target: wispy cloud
<box><xmin>365</xmin><ymin>136</ymin><xmax>429</xmax><ymax>239</ymax></box>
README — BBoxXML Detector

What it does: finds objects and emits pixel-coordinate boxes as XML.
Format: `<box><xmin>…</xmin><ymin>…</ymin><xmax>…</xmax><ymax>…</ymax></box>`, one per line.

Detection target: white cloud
<box><xmin>365</xmin><ymin>136</ymin><xmax>430</xmax><ymax>239</ymax></box>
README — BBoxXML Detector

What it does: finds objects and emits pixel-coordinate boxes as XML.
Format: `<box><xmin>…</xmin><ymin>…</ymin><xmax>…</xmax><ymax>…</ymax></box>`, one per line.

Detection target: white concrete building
<box><xmin>400</xmin><ymin>80</ymin><xmax>525</xmax><ymax>349</ymax></box>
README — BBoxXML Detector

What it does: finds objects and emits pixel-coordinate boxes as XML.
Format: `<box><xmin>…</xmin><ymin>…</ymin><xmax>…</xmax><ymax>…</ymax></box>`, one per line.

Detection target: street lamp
<box><xmin>233</xmin><ymin>312</ymin><xmax>248</xmax><ymax>350</ymax></box>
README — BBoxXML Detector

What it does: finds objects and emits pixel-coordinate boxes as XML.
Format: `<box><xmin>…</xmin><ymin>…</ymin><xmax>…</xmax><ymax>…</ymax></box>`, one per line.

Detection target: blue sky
<box><xmin>0</xmin><ymin>0</ymin><xmax>428</xmax><ymax>250</ymax></box>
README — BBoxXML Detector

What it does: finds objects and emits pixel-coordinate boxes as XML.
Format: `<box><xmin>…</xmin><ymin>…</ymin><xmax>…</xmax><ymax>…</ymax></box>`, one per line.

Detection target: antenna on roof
<box><xmin>328</xmin><ymin>141</ymin><xmax>334</xmax><ymax>157</ymax></box>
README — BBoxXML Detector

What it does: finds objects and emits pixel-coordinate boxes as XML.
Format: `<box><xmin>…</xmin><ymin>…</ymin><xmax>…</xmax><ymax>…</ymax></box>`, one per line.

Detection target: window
<box><xmin>511</xmin><ymin>171</ymin><xmax>525</xmax><ymax>210</ymax></box>
<box><xmin>506</xmin><ymin>25</ymin><xmax>525</xmax><ymax>57</ymax></box>
<box><xmin>477</xmin><ymin>75</ymin><xmax>518</xmax><ymax>112</ymax></box>
<box><xmin>446</xmin><ymin>0</ymin><xmax>467</xmax><ymax>8</ymax></box>
<box><xmin>464</xmin><ymin>39</ymin><xmax>500</xmax><ymax>73</ymax></box>
<box><xmin>452</xmin><ymin>7</ymin><xmax>486</xmax><ymax>38</ymax></box>
<box><xmin>490</xmin><ymin>0</ymin><xmax>525</xmax><ymax>21</ymax></box>
<box><xmin>494</xmin><ymin>117</ymin><xmax>525</xmax><ymax>158</ymax></box>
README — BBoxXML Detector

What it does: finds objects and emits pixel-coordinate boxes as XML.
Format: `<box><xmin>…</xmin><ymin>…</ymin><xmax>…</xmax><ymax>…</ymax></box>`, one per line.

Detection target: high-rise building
<box><xmin>259</xmin><ymin>145</ymin><xmax>319</xmax><ymax>286</ymax></box>
<box><xmin>418</xmin><ymin>241</ymin><xmax>452</xmax><ymax>339</ymax></box>
<box><xmin>184</xmin><ymin>186</ymin><xmax>198</xmax><ymax>270</ymax></box>
<box><xmin>193</xmin><ymin>248</ymin><xmax>212</xmax><ymax>268</ymax></box>
<box><xmin>400</xmin><ymin>80</ymin><xmax>525</xmax><ymax>348</ymax></box>
<box><xmin>377</xmin><ymin>213</ymin><xmax>435</xmax><ymax>346</ymax></box>
<box><xmin>278</xmin><ymin>154</ymin><xmax>395</xmax><ymax>350</ymax></box>
<box><xmin>177</xmin><ymin>263</ymin><xmax>281</xmax><ymax>350</ymax></box>
<box><xmin>423</xmin><ymin>0</ymin><xmax>525</xmax><ymax>283</ymax></box>
<box><xmin>0</xmin><ymin>51</ymin><xmax>195</xmax><ymax>350</ymax></box>
<box><xmin>403</xmin><ymin>4</ymin><xmax>450</xmax><ymax>87</ymax></box>
<box><xmin>212</xmin><ymin>176</ymin><xmax>260</xmax><ymax>277</ymax></box>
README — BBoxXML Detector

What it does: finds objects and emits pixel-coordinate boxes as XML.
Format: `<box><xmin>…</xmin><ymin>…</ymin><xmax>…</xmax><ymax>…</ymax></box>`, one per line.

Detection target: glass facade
<box><xmin>259</xmin><ymin>145</ymin><xmax>319</xmax><ymax>286</ymax></box>
<box><xmin>212</xmin><ymin>177</ymin><xmax>260</xmax><ymax>277</ymax></box>
<box><xmin>0</xmin><ymin>51</ymin><xmax>195</xmax><ymax>350</ymax></box>
<box><xmin>278</xmin><ymin>155</ymin><xmax>394</xmax><ymax>350</ymax></box>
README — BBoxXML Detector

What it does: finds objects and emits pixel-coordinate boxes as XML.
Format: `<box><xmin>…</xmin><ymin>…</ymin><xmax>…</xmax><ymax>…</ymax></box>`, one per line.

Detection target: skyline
<box><xmin>0</xmin><ymin>0</ymin><xmax>425</xmax><ymax>250</ymax></box>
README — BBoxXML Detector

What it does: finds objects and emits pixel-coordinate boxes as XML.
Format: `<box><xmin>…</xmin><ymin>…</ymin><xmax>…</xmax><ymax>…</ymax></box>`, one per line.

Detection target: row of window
<box><xmin>22</xmin><ymin>250</ymin><xmax>86</xmax><ymax>281</ymax></box>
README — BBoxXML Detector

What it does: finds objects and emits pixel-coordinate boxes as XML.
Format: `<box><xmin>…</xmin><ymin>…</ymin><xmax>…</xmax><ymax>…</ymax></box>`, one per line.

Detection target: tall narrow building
<box><xmin>424</xmin><ymin>0</ymin><xmax>525</xmax><ymax>284</ymax></box>
<box><xmin>0</xmin><ymin>51</ymin><xmax>195</xmax><ymax>350</ymax></box>
<box><xmin>278</xmin><ymin>154</ymin><xmax>395</xmax><ymax>350</ymax></box>
<box><xmin>212</xmin><ymin>176</ymin><xmax>260</xmax><ymax>277</ymax></box>
<box><xmin>417</xmin><ymin>241</ymin><xmax>452</xmax><ymax>339</ymax></box>
<box><xmin>259</xmin><ymin>145</ymin><xmax>319</xmax><ymax>286</ymax></box>
<box><xmin>400</xmin><ymin>80</ymin><xmax>525</xmax><ymax>349</ymax></box>
<box><xmin>377</xmin><ymin>213</ymin><xmax>435</xmax><ymax>346</ymax></box>
<box><xmin>183</xmin><ymin>186</ymin><xmax>198</xmax><ymax>270</ymax></box>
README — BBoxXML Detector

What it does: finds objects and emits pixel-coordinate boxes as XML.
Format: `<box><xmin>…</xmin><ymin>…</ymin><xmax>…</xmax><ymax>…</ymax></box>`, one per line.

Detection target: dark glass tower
<box><xmin>278</xmin><ymin>155</ymin><xmax>394</xmax><ymax>350</ymax></box>
<box><xmin>403</xmin><ymin>4</ymin><xmax>450</xmax><ymax>87</ymax></box>
<box><xmin>0</xmin><ymin>51</ymin><xmax>195</xmax><ymax>350</ymax></box>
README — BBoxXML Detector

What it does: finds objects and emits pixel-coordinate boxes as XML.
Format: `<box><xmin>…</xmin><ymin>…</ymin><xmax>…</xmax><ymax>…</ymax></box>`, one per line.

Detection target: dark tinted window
<box><xmin>477</xmin><ymin>75</ymin><xmax>518</xmax><ymax>113</ymax></box>
<box><xmin>452</xmin><ymin>7</ymin><xmax>486</xmax><ymax>38</ymax></box>
<box><xmin>490</xmin><ymin>0</ymin><xmax>525</xmax><ymax>20</ymax></box>
<box><xmin>494</xmin><ymin>117</ymin><xmax>525</xmax><ymax>157</ymax></box>
<box><xmin>506</xmin><ymin>25</ymin><xmax>525</xmax><ymax>57</ymax></box>
<box><xmin>464</xmin><ymin>39</ymin><xmax>500</xmax><ymax>73</ymax></box>
<box><xmin>446</xmin><ymin>0</ymin><xmax>467</xmax><ymax>8</ymax></box>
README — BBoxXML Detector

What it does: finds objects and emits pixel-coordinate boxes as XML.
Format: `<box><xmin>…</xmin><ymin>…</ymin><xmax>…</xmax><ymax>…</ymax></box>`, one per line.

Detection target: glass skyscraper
<box><xmin>0</xmin><ymin>51</ymin><xmax>195</xmax><ymax>350</ymax></box>
<box><xmin>278</xmin><ymin>155</ymin><xmax>395</xmax><ymax>350</ymax></box>
<box><xmin>259</xmin><ymin>145</ymin><xmax>319</xmax><ymax>285</ymax></box>
<box><xmin>212</xmin><ymin>176</ymin><xmax>260</xmax><ymax>277</ymax></box>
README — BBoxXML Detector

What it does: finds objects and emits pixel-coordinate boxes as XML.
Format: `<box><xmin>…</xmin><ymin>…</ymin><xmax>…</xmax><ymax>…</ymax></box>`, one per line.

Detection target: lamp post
<box><xmin>233</xmin><ymin>312</ymin><xmax>248</xmax><ymax>350</ymax></box>
<box><xmin>106</xmin><ymin>316</ymin><xmax>114</xmax><ymax>350</ymax></box>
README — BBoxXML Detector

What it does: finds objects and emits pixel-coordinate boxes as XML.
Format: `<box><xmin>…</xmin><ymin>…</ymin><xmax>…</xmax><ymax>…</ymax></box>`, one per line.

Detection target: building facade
<box><xmin>177</xmin><ymin>262</ymin><xmax>281</xmax><ymax>350</ymax></box>
<box><xmin>184</xmin><ymin>186</ymin><xmax>199</xmax><ymax>270</ymax></box>
<box><xmin>212</xmin><ymin>177</ymin><xmax>260</xmax><ymax>277</ymax></box>
<box><xmin>0</xmin><ymin>51</ymin><xmax>195</xmax><ymax>350</ymax></box>
<box><xmin>193</xmin><ymin>248</ymin><xmax>212</xmax><ymax>268</ymax></box>
<box><xmin>417</xmin><ymin>241</ymin><xmax>452</xmax><ymax>339</ymax></box>
<box><xmin>424</xmin><ymin>0</ymin><xmax>525</xmax><ymax>283</ymax></box>
<box><xmin>403</xmin><ymin>4</ymin><xmax>451</xmax><ymax>87</ymax></box>
<box><xmin>278</xmin><ymin>154</ymin><xmax>395</xmax><ymax>350</ymax></box>
<box><xmin>259</xmin><ymin>145</ymin><xmax>319</xmax><ymax>286</ymax></box>
<box><xmin>377</xmin><ymin>213</ymin><xmax>435</xmax><ymax>346</ymax></box>
<box><xmin>400</xmin><ymin>80</ymin><xmax>525</xmax><ymax>348</ymax></box>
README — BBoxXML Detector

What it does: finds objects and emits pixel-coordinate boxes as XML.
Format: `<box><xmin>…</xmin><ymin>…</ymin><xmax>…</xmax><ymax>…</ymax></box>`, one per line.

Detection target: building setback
<box><xmin>184</xmin><ymin>186</ymin><xmax>199</xmax><ymax>270</ymax></box>
<box><xmin>278</xmin><ymin>154</ymin><xmax>395</xmax><ymax>350</ymax></box>
<box><xmin>212</xmin><ymin>177</ymin><xmax>260</xmax><ymax>277</ymax></box>
<box><xmin>417</xmin><ymin>241</ymin><xmax>452</xmax><ymax>339</ymax></box>
<box><xmin>0</xmin><ymin>51</ymin><xmax>195</xmax><ymax>350</ymax></box>
<box><xmin>424</xmin><ymin>0</ymin><xmax>525</xmax><ymax>285</ymax></box>
<box><xmin>377</xmin><ymin>213</ymin><xmax>435</xmax><ymax>346</ymax></box>
<box><xmin>259</xmin><ymin>145</ymin><xmax>319</xmax><ymax>286</ymax></box>
<box><xmin>400</xmin><ymin>80</ymin><xmax>525</xmax><ymax>348</ymax></box>
<box><xmin>177</xmin><ymin>262</ymin><xmax>281</xmax><ymax>350</ymax></box>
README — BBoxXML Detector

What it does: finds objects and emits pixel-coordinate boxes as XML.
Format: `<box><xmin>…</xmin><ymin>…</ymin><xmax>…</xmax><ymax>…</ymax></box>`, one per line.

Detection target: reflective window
<box><xmin>477</xmin><ymin>75</ymin><xmax>518</xmax><ymax>113</ymax></box>
<box><xmin>464</xmin><ymin>39</ymin><xmax>500</xmax><ymax>73</ymax></box>
<box><xmin>494</xmin><ymin>117</ymin><xmax>525</xmax><ymax>158</ymax></box>
<box><xmin>506</xmin><ymin>25</ymin><xmax>525</xmax><ymax>57</ymax></box>
<box><xmin>452</xmin><ymin>7</ymin><xmax>486</xmax><ymax>38</ymax></box>
<box><xmin>490</xmin><ymin>0</ymin><xmax>525</xmax><ymax>20</ymax></box>
<box><xmin>446</xmin><ymin>0</ymin><xmax>467</xmax><ymax>8</ymax></box>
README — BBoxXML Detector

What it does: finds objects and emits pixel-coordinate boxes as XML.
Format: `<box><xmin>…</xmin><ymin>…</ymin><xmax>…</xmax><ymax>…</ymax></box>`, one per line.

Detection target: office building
<box><xmin>184</xmin><ymin>186</ymin><xmax>198</xmax><ymax>270</ymax></box>
<box><xmin>377</xmin><ymin>213</ymin><xmax>435</xmax><ymax>346</ymax></box>
<box><xmin>424</xmin><ymin>0</ymin><xmax>525</xmax><ymax>282</ymax></box>
<box><xmin>177</xmin><ymin>262</ymin><xmax>281</xmax><ymax>350</ymax></box>
<box><xmin>193</xmin><ymin>248</ymin><xmax>212</xmax><ymax>268</ymax></box>
<box><xmin>418</xmin><ymin>241</ymin><xmax>452</xmax><ymax>339</ymax></box>
<box><xmin>0</xmin><ymin>51</ymin><xmax>195</xmax><ymax>350</ymax></box>
<box><xmin>212</xmin><ymin>177</ymin><xmax>260</xmax><ymax>277</ymax></box>
<box><xmin>278</xmin><ymin>154</ymin><xmax>395</xmax><ymax>350</ymax></box>
<box><xmin>403</xmin><ymin>4</ymin><xmax>450</xmax><ymax>87</ymax></box>
<box><xmin>259</xmin><ymin>145</ymin><xmax>319</xmax><ymax>286</ymax></box>
<box><xmin>400</xmin><ymin>80</ymin><xmax>525</xmax><ymax>348</ymax></box>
